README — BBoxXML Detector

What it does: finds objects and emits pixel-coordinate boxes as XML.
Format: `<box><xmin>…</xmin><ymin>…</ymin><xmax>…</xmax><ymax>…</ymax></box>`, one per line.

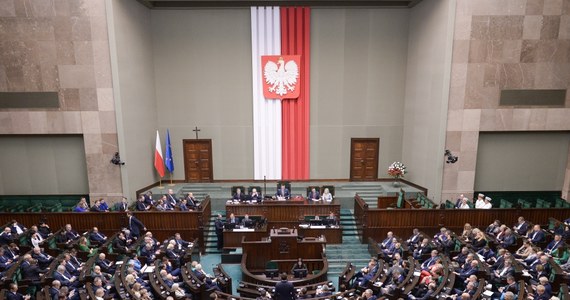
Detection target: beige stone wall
<box><xmin>0</xmin><ymin>0</ymin><xmax>122</xmax><ymax>201</ymax></box>
<box><xmin>443</xmin><ymin>0</ymin><xmax>570</xmax><ymax>201</ymax></box>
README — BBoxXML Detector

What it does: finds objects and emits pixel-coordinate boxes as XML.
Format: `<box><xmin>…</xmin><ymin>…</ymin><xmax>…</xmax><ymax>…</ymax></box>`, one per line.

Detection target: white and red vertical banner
<box><xmin>252</xmin><ymin>7</ymin><xmax>310</xmax><ymax>180</ymax></box>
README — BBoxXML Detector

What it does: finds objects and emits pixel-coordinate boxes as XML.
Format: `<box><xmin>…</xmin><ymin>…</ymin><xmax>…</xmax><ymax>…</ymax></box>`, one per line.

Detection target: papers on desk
<box><xmin>413</xmin><ymin>271</ymin><xmax>421</xmax><ymax>276</ymax></box>
<box><xmin>141</xmin><ymin>264</ymin><xmax>155</xmax><ymax>273</ymax></box>
<box><xmin>522</xmin><ymin>270</ymin><xmax>531</xmax><ymax>277</ymax></box>
<box><xmin>233</xmin><ymin>228</ymin><xmax>254</xmax><ymax>232</ymax></box>
<box><xmin>483</xmin><ymin>290</ymin><xmax>493</xmax><ymax>297</ymax></box>
<box><xmin>477</xmin><ymin>254</ymin><xmax>485</xmax><ymax>261</ymax></box>
<box><xmin>115</xmin><ymin>261</ymin><xmax>124</xmax><ymax>265</ymax></box>
<box><xmin>310</xmin><ymin>225</ymin><xmax>326</xmax><ymax>229</ymax></box>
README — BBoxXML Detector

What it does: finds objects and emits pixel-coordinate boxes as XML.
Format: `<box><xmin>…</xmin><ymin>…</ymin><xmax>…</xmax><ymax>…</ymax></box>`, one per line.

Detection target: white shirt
<box><xmin>475</xmin><ymin>199</ymin><xmax>485</xmax><ymax>208</ymax></box>
<box><xmin>481</xmin><ymin>202</ymin><xmax>492</xmax><ymax>209</ymax></box>
<box><xmin>459</xmin><ymin>203</ymin><xmax>470</xmax><ymax>209</ymax></box>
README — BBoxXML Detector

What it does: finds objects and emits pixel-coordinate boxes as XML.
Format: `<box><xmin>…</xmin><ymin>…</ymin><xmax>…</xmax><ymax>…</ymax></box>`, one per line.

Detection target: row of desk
<box><xmin>223</xmin><ymin>198</ymin><xmax>342</xmax><ymax>248</ymax></box>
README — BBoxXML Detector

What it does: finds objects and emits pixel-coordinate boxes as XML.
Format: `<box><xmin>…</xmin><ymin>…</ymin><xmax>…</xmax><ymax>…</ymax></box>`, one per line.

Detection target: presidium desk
<box><xmin>224</xmin><ymin>198</ymin><xmax>342</xmax><ymax>248</ymax></box>
<box><xmin>240</xmin><ymin>228</ymin><xmax>329</xmax><ymax>286</ymax></box>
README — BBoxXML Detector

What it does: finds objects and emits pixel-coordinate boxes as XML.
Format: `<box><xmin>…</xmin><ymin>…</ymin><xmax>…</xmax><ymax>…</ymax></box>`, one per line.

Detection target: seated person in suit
<box><xmin>513</xmin><ymin>216</ymin><xmax>529</xmax><ymax>235</ymax></box>
<box><xmin>321</xmin><ymin>188</ymin><xmax>333</xmax><ymax>202</ymax></box>
<box><xmin>227</xmin><ymin>213</ymin><xmax>240</xmax><ymax>226</ymax></box>
<box><xmin>249</xmin><ymin>188</ymin><xmax>262</xmax><ymax>202</ymax></box>
<box><xmin>545</xmin><ymin>234</ymin><xmax>563</xmax><ymax>255</ymax></box>
<box><xmin>6</xmin><ymin>283</ymin><xmax>30</xmax><ymax>300</ymax></box>
<box><xmin>241</xmin><ymin>214</ymin><xmax>254</xmax><ymax>228</ymax></box>
<box><xmin>185</xmin><ymin>192</ymin><xmax>199</xmax><ymax>209</ymax></box>
<box><xmin>276</xmin><ymin>184</ymin><xmax>290</xmax><ymax>199</ymax></box>
<box><xmin>89</xmin><ymin>227</ymin><xmax>107</xmax><ymax>244</ymax></box>
<box><xmin>233</xmin><ymin>188</ymin><xmax>245</xmax><ymax>201</ymax></box>
<box><xmin>326</xmin><ymin>211</ymin><xmax>338</xmax><ymax>226</ymax></box>
<box><xmin>0</xmin><ymin>227</ymin><xmax>15</xmax><ymax>245</ymax></box>
<box><xmin>528</xmin><ymin>225</ymin><xmax>546</xmax><ymax>244</ymax></box>
<box><xmin>136</xmin><ymin>195</ymin><xmax>150</xmax><ymax>211</ymax></box>
<box><xmin>9</xmin><ymin>220</ymin><xmax>26</xmax><ymax>235</ymax></box>
<box><xmin>308</xmin><ymin>188</ymin><xmax>321</xmax><ymax>201</ymax></box>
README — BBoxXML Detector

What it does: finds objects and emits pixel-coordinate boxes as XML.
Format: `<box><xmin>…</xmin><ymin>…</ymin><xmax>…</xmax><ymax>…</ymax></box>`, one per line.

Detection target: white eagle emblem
<box><xmin>263</xmin><ymin>57</ymin><xmax>299</xmax><ymax>97</ymax></box>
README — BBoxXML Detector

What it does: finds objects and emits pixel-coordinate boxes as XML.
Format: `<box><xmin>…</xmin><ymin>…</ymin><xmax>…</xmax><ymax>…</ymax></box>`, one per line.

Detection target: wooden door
<box><xmin>350</xmin><ymin>138</ymin><xmax>379</xmax><ymax>181</ymax></box>
<box><xmin>183</xmin><ymin>139</ymin><xmax>213</xmax><ymax>182</ymax></box>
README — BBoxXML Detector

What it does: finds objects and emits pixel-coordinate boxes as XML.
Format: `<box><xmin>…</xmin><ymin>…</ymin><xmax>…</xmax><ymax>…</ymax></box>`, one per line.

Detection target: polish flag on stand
<box><xmin>154</xmin><ymin>130</ymin><xmax>165</xmax><ymax>177</ymax></box>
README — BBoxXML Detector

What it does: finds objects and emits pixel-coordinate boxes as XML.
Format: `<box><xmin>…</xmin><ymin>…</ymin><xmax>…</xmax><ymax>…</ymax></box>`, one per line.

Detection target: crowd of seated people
<box><xmin>70</xmin><ymin>190</ymin><xmax>202</xmax><ymax>213</ymax></box>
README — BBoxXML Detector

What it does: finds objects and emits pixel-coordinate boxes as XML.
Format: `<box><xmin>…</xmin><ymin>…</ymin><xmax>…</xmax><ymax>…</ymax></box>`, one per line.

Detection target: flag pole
<box><xmin>168</xmin><ymin>173</ymin><xmax>174</xmax><ymax>186</ymax></box>
<box><xmin>158</xmin><ymin>177</ymin><xmax>164</xmax><ymax>189</ymax></box>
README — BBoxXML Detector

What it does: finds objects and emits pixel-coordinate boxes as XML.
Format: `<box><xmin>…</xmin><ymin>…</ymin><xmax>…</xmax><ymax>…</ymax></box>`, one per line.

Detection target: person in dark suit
<box><xmin>0</xmin><ymin>248</ymin><xmax>14</xmax><ymax>271</ymax></box>
<box><xmin>21</xmin><ymin>256</ymin><xmax>45</xmax><ymax>282</ymax></box>
<box><xmin>308</xmin><ymin>188</ymin><xmax>320</xmax><ymax>201</ymax></box>
<box><xmin>64</xmin><ymin>224</ymin><xmax>80</xmax><ymax>243</ymax></box>
<box><xmin>326</xmin><ymin>211</ymin><xmax>338</xmax><ymax>226</ymax></box>
<box><xmin>500</xmin><ymin>229</ymin><xmax>516</xmax><ymax>248</ymax></box>
<box><xmin>89</xmin><ymin>227</ymin><xmax>107</xmax><ymax>244</ymax></box>
<box><xmin>455</xmin><ymin>260</ymin><xmax>479</xmax><ymax>281</ymax></box>
<box><xmin>533</xmin><ymin>285</ymin><xmax>549</xmax><ymax>300</ymax></box>
<box><xmin>513</xmin><ymin>216</ymin><xmax>528</xmax><ymax>235</ymax></box>
<box><xmin>545</xmin><ymin>234</ymin><xmax>563</xmax><ymax>255</ymax></box>
<box><xmin>528</xmin><ymin>225</ymin><xmax>546</xmax><ymax>244</ymax></box>
<box><xmin>9</xmin><ymin>220</ymin><xmax>26</xmax><ymax>235</ymax></box>
<box><xmin>95</xmin><ymin>253</ymin><xmax>115</xmax><ymax>274</ymax></box>
<box><xmin>249</xmin><ymin>188</ymin><xmax>262</xmax><ymax>202</ymax></box>
<box><xmin>32</xmin><ymin>247</ymin><xmax>53</xmax><ymax>269</ymax></box>
<box><xmin>112</xmin><ymin>232</ymin><xmax>129</xmax><ymax>254</ymax></box>
<box><xmin>178</xmin><ymin>199</ymin><xmax>189</xmax><ymax>211</ymax></box>
<box><xmin>413</xmin><ymin>238</ymin><xmax>432</xmax><ymax>260</ymax></box>
<box><xmin>143</xmin><ymin>191</ymin><xmax>154</xmax><ymax>206</ymax></box>
<box><xmin>493</xmin><ymin>259</ymin><xmax>514</xmax><ymax>284</ymax></box>
<box><xmin>185</xmin><ymin>192</ymin><xmax>198</xmax><ymax>209</ymax></box>
<box><xmin>407</xmin><ymin>228</ymin><xmax>421</xmax><ymax>248</ymax></box>
<box><xmin>136</xmin><ymin>195</ymin><xmax>150</xmax><ymax>211</ymax></box>
<box><xmin>276</xmin><ymin>184</ymin><xmax>290</xmax><ymax>199</ymax></box>
<box><xmin>52</xmin><ymin>265</ymin><xmax>79</xmax><ymax>288</ymax></box>
<box><xmin>90</xmin><ymin>199</ymin><xmax>102</xmax><ymax>212</ymax></box>
<box><xmin>233</xmin><ymin>188</ymin><xmax>245</xmax><ymax>201</ymax></box>
<box><xmin>166</xmin><ymin>189</ymin><xmax>178</xmax><ymax>208</ymax></box>
<box><xmin>114</xmin><ymin>197</ymin><xmax>129</xmax><ymax>212</ymax></box>
<box><xmin>274</xmin><ymin>273</ymin><xmax>295</xmax><ymax>300</ymax></box>
<box><xmin>6</xmin><ymin>283</ymin><xmax>30</xmax><ymax>300</ymax></box>
<box><xmin>49</xmin><ymin>281</ymin><xmax>61</xmax><ymax>300</ymax></box>
<box><xmin>227</xmin><ymin>213</ymin><xmax>239</xmax><ymax>226</ymax></box>
<box><xmin>214</xmin><ymin>214</ymin><xmax>225</xmax><ymax>250</ymax></box>
<box><xmin>127</xmin><ymin>212</ymin><xmax>146</xmax><ymax>238</ymax></box>
<box><xmin>0</xmin><ymin>227</ymin><xmax>15</xmax><ymax>245</ymax></box>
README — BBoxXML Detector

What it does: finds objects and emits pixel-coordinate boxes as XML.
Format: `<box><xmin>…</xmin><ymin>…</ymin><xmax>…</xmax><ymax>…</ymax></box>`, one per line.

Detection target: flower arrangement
<box><xmin>388</xmin><ymin>161</ymin><xmax>406</xmax><ymax>179</ymax></box>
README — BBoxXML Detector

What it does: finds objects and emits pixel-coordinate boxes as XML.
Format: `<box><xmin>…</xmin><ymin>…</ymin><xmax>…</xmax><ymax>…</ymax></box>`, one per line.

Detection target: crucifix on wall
<box><xmin>193</xmin><ymin>126</ymin><xmax>201</xmax><ymax>139</ymax></box>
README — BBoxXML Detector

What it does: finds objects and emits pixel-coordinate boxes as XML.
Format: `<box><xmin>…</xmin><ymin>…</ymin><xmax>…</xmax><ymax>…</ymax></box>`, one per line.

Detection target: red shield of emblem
<box><xmin>261</xmin><ymin>55</ymin><xmax>301</xmax><ymax>100</ymax></box>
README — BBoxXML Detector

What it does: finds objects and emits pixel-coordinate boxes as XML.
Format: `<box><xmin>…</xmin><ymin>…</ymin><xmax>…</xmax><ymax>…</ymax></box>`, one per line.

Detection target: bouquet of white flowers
<box><xmin>387</xmin><ymin>161</ymin><xmax>406</xmax><ymax>179</ymax></box>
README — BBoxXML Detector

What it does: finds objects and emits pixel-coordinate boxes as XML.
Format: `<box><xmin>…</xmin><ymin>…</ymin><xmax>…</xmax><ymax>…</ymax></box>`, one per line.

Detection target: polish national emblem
<box><xmin>262</xmin><ymin>55</ymin><xmax>301</xmax><ymax>100</ymax></box>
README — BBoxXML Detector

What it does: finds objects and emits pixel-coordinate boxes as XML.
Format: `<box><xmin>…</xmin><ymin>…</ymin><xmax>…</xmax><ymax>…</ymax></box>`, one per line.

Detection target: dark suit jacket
<box><xmin>529</xmin><ymin>230</ymin><xmax>546</xmax><ymax>244</ymax></box>
<box><xmin>501</xmin><ymin>235</ymin><xmax>516</xmax><ymax>247</ymax></box>
<box><xmin>0</xmin><ymin>232</ymin><xmax>14</xmax><ymax>245</ymax></box>
<box><xmin>21</xmin><ymin>264</ymin><xmax>43</xmax><ymax>281</ymax></box>
<box><xmin>128</xmin><ymin>216</ymin><xmax>145</xmax><ymax>237</ymax></box>
<box><xmin>90</xmin><ymin>232</ymin><xmax>107</xmax><ymax>243</ymax></box>
<box><xmin>233</xmin><ymin>193</ymin><xmax>245</xmax><ymax>201</ymax></box>
<box><xmin>10</xmin><ymin>223</ymin><xmax>26</xmax><ymax>235</ymax></box>
<box><xmin>276</xmin><ymin>188</ymin><xmax>290</xmax><ymax>198</ymax></box>
<box><xmin>6</xmin><ymin>291</ymin><xmax>25</xmax><ymax>300</ymax></box>
<box><xmin>308</xmin><ymin>191</ymin><xmax>320</xmax><ymax>199</ymax></box>
<box><xmin>274</xmin><ymin>279</ymin><xmax>295</xmax><ymax>300</ymax></box>
<box><xmin>514</xmin><ymin>222</ymin><xmax>528</xmax><ymax>235</ymax></box>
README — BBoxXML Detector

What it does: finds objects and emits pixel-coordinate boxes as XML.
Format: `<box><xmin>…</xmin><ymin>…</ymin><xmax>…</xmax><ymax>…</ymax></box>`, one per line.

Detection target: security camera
<box><xmin>444</xmin><ymin>150</ymin><xmax>458</xmax><ymax>164</ymax></box>
<box><xmin>110</xmin><ymin>152</ymin><xmax>125</xmax><ymax>166</ymax></box>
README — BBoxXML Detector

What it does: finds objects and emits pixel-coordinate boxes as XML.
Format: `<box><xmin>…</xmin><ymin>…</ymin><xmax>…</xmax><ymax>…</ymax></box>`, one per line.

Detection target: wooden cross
<box><xmin>193</xmin><ymin>126</ymin><xmax>201</xmax><ymax>139</ymax></box>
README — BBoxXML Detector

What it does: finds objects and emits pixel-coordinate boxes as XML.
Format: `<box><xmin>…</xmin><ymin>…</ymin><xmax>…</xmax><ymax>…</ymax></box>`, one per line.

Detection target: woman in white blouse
<box><xmin>31</xmin><ymin>231</ymin><xmax>43</xmax><ymax>248</ymax></box>
<box><xmin>322</xmin><ymin>188</ymin><xmax>333</xmax><ymax>202</ymax></box>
